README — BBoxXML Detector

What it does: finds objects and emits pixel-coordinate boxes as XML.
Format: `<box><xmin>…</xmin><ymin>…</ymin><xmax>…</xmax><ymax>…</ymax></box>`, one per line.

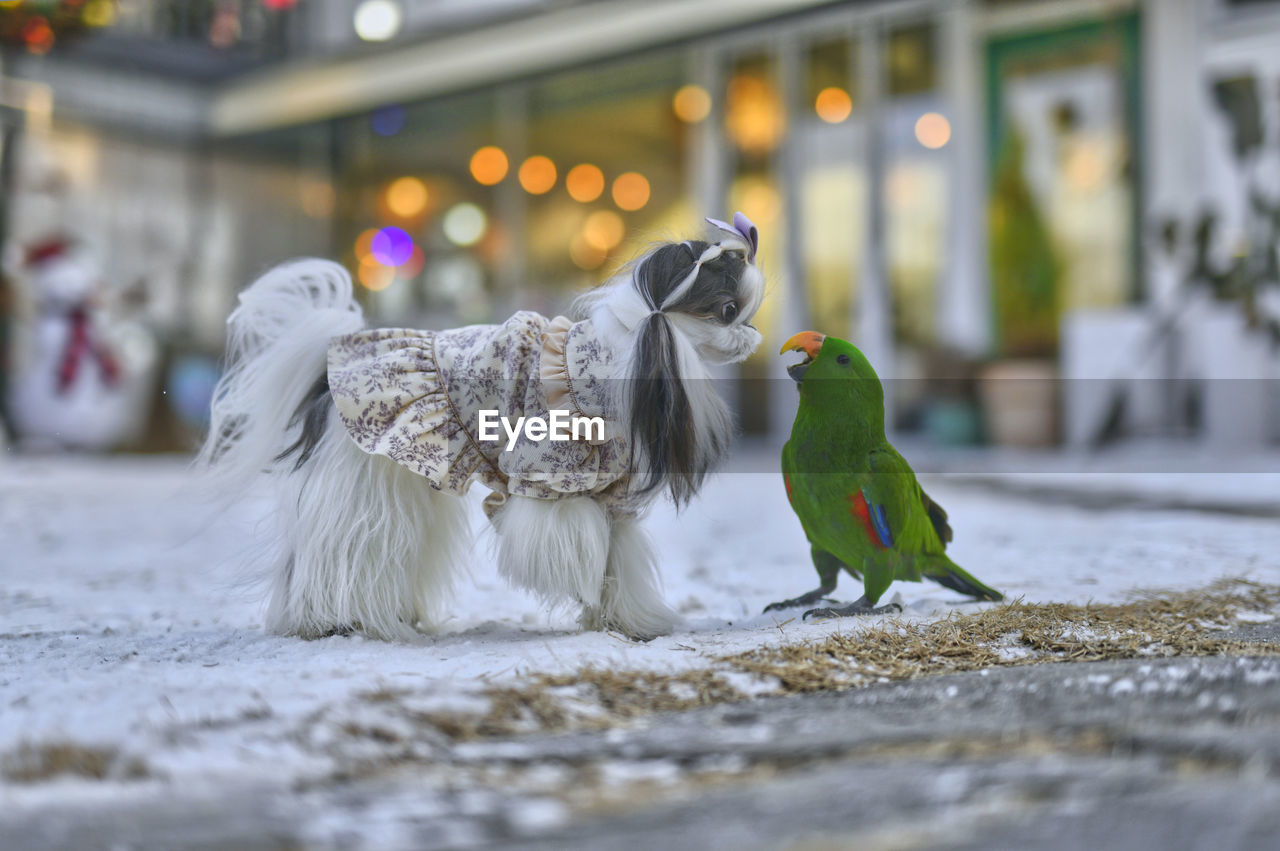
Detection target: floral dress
<box><xmin>327</xmin><ymin>312</ymin><xmax>633</xmax><ymax>518</ymax></box>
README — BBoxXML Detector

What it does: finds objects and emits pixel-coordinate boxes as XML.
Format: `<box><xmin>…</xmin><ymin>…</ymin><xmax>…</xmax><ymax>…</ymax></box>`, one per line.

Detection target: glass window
<box><xmin>724</xmin><ymin>51</ymin><xmax>786</xmax><ymax>434</ymax></box>
<box><xmin>886</xmin><ymin>22</ymin><xmax>937</xmax><ymax>97</ymax></box>
<box><xmin>336</xmin><ymin>90</ymin><xmax>499</xmax><ymax>325</ymax></box>
<box><xmin>806</xmin><ymin>37</ymin><xmax>857</xmax><ymax>121</ymax></box>
<box><xmin>523</xmin><ymin>52</ymin><xmax>694</xmax><ymax>313</ymax></box>
<box><xmin>986</xmin><ymin>15</ymin><xmax>1142</xmax><ymax>356</ymax></box>
<box><xmin>798</xmin><ymin>35</ymin><xmax>863</xmax><ymax>344</ymax></box>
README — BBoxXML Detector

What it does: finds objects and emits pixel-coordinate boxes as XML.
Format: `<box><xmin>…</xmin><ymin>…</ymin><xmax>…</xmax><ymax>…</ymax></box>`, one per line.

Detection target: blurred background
<box><xmin>0</xmin><ymin>0</ymin><xmax>1278</xmax><ymax>456</ymax></box>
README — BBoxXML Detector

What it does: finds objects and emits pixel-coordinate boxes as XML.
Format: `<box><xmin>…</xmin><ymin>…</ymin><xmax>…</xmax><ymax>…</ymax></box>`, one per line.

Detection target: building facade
<box><xmin>3</xmin><ymin>0</ymin><xmax>1279</xmax><ymax>446</ymax></box>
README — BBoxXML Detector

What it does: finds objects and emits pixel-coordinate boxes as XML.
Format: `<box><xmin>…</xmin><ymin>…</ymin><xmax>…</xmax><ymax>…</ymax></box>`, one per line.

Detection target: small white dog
<box><xmin>199</xmin><ymin>215</ymin><xmax>764</xmax><ymax>641</ymax></box>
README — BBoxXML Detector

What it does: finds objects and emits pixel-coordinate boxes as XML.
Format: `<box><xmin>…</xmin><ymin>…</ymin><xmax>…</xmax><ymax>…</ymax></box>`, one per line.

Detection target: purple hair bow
<box><xmin>705</xmin><ymin>212</ymin><xmax>759</xmax><ymax>263</ymax></box>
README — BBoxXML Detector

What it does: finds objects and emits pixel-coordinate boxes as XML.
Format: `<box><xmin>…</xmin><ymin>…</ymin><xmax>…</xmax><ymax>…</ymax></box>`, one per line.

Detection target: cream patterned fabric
<box><xmin>327</xmin><ymin>312</ymin><xmax>633</xmax><ymax>518</ymax></box>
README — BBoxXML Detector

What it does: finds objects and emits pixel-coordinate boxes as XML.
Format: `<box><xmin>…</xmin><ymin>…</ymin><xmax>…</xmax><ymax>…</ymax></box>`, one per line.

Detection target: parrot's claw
<box><xmin>802</xmin><ymin>596</ymin><xmax>903</xmax><ymax>620</ymax></box>
<box><xmin>763</xmin><ymin>589</ymin><xmax>838</xmax><ymax>614</ymax></box>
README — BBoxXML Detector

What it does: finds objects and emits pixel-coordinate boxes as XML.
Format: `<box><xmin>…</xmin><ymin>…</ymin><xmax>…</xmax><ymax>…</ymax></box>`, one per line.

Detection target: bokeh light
<box><xmin>371</xmin><ymin>105</ymin><xmax>406</xmax><ymax>136</ymax></box>
<box><xmin>470</xmin><ymin>146</ymin><xmax>509</xmax><ymax>186</ymax></box>
<box><xmin>399</xmin><ymin>244</ymin><xmax>425</xmax><ymax>278</ymax></box>
<box><xmin>354</xmin><ymin>0</ymin><xmax>403</xmax><ymax>42</ymax></box>
<box><xmin>582</xmin><ymin>210</ymin><xmax>625</xmax><ymax>252</ymax></box>
<box><xmin>570</xmin><ymin>235</ymin><xmax>608</xmax><ymax>271</ymax></box>
<box><xmin>726</xmin><ymin>74</ymin><xmax>785</xmax><ymax>155</ymax></box>
<box><xmin>23</xmin><ymin>17</ymin><xmax>55</xmax><ymax>54</ymax></box>
<box><xmin>385</xmin><ymin>176</ymin><xmax>429</xmax><ymax>218</ymax></box>
<box><xmin>732</xmin><ymin>175</ymin><xmax>782</xmax><ymax>226</ymax></box>
<box><xmin>358</xmin><ymin>256</ymin><xmax>395</xmax><ymax>291</ymax></box>
<box><xmin>815</xmin><ymin>87</ymin><xmax>852</xmax><ymax>123</ymax></box>
<box><xmin>167</xmin><ymin>356</ymin><xmax>221</xmax><ymax>430</ymax></box>
<box><xmin>518</xmin><ymin>156</ymin><xmax>557</xmax><ymax>195</ymax></box>
<box><xmin>1066</xmin><ymin>143</ymin><xmax>1107</xmax><ymax>191</ymax></box>
<box><xmin>371</xmin><ymin>226</ymin><xmax>414</xmax><ymax>266</ymax></box>
<box><xmin>443</xmin><ymin>203</ymin><xmax>488</xmax><ymax>246</ymax></box>
<box><xmin>611</xmin><ymin>172</ymin><xmax>650</xmax><ymax>212</ymax></box>
<box><xmin>565</xmin><ymin>164</ymin><xmax>605</xmax><ymax>203</ymax></box>
<box><xmin>915</xmin><ymin>112</ymin><xmax>952</xmax><ymax>149</ymax></box>
<box><xmin>84</xmin><ymin>0</ymin><xmax>116</xmax><ymax>27</ymax></box>
<box><xmin>672</xmin><ymin>85</ymin><xmax>712</xmax><ymax>123</ymax></box>
<box><xmin>354</xmin><ymin>228</ymin><xmax>379</xmax><ymax>261</ymax></box>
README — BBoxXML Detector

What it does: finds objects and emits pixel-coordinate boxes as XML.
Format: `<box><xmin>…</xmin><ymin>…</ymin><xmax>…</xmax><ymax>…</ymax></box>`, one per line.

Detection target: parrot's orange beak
<box><xmin>780</xmin><ymin>331</ymin><xmax>825</xmax><ymax>384</ymax></box>
<box><xmin>780</xmin><ymin>331</ymin><xmax>825</xmax><ymax>360</ymax></box>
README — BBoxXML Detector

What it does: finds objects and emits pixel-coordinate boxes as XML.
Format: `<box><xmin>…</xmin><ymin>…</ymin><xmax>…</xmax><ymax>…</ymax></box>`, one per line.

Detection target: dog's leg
<box><xmin>493</xmin><ymin>495</ymin><xmax>609</xmax><ymax>614</ymax></box>
<box><xmin>580</xmin><ymin>515</ymin><xmax>677</xmax><ymax>641</ymax></box>
<box><xmin>267</xmin><ymin>408</ymin><xmax>468</xmax><ymax>640</ymax></box>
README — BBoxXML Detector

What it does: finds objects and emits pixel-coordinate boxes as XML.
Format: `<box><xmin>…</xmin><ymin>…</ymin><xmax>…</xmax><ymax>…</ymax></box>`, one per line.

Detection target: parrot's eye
<box><xmin>836</xmin><ymin>354</ymin><xmax>851</xmax><ymax>366</ymax></box>
<box><xmin>719</xmin><ymin>301</ymin><xmax>739</xmax><ymax>323</ymax></box>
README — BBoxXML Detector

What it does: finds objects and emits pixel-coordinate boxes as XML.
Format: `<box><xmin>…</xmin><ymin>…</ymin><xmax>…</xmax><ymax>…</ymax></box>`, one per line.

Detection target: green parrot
<box><xmin>766</xmin><ymin>331</ymin><xmax>1003</xmax><ymax>619</ymax></box>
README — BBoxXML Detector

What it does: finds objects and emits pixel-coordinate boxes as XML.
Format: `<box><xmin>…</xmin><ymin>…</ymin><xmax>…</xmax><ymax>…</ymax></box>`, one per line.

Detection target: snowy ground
<box><xmin>3</xmin><ymin>447</ymin><xmax>1280</xmax><ymax>836</ymax></box>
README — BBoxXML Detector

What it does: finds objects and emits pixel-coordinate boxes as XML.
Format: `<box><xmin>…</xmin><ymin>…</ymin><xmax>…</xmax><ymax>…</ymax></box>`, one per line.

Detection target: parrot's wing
<box><xmin>862</xmin><ymin>448</ymin><xmax>919</xmax><ymax>551</ymax></box>
<box><xmin>920</xmin><ymin>489</ymin><xmax>953</xmax><ymax>547</ymax></box>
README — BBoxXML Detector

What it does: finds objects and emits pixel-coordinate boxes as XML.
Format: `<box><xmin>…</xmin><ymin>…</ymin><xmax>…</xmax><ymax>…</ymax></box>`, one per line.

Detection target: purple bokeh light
<box><xmin>371</xmin><ymin>227</ymin><xmax>414</xmax><ymax>266</ymax></box>
<box><xmin>371</xmin><ymin>105</ymin><xmax>406</xmax><ymax>137</ymax></box>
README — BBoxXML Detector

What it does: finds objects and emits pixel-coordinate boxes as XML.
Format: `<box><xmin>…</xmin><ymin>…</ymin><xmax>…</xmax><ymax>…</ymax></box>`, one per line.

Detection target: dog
<box><xmin>197</xmin><ymin>214</ymin><xmax>764</xmax><ymax>641</ymax></box>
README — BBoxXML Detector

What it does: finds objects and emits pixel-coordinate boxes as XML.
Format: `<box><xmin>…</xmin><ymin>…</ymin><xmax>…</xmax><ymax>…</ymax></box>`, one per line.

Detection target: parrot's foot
<box><xmin>763</xmin><ymin>588</ymin><xmax>837</xmax><ymax>614</ymax></box>
<box><xmin>803</xmin><ymin>595</ymin><xmax>903</xmax><ymax>620</ymax></box>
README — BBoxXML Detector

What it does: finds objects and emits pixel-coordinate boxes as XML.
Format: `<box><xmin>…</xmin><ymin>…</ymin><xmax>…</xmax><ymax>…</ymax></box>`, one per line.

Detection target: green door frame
<box><xmin>984</xmin><ymin>12</ymin><xmax>1145</xmax><ymax>324</ymax></box>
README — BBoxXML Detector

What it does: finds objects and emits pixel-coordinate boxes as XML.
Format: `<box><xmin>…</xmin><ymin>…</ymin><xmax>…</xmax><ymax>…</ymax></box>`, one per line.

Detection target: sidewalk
<box><xmin>2</xmin><ymin>450</ymin><xmax>1278</xmax><ymax>848</ymax></box>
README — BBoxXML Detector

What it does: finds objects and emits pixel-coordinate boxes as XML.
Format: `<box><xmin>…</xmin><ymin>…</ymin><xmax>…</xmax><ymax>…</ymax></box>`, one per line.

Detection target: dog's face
<box><xmin>665</xmin><ymin>244</ymin><xmax>765</xmax><ymax>365</ymax></box>
<box><xmin>589</xmin><ymin>235</ymin><xmax>765</xmax><ymax>507</ymax></box>
<box><xmin>635</xmin><ymin>240</ymin><xmax>765</xmax><ymax>366</ymax></box>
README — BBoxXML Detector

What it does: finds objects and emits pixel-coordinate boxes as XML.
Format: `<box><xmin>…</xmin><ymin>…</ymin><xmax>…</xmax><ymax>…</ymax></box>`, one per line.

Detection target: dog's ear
<box><xmin>623</xmin><ymin>245</ymin><xmax>732</xmax><ymax>507</ymax></box>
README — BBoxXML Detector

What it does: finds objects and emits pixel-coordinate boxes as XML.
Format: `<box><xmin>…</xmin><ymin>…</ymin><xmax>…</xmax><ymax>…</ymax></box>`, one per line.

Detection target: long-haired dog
<box><xmin>198</xmin><ymin>215</ymin><xmax>764</xmax><ymax>641</ymax></box>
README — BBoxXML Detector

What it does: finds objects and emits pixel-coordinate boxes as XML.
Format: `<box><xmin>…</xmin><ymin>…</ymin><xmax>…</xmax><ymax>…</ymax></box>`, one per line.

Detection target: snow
<box><xmin>2</xmin><ymin>447</ymin><xmax>1280</xmax><ymax>803</ymax></box>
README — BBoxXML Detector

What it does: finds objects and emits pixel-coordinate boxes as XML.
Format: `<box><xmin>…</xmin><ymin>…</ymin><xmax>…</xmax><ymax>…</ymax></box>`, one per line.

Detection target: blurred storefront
<box><xmin>3</xmin><ymin>0</ymin><xmax>1280</xmax><ymax>450</ymax></box>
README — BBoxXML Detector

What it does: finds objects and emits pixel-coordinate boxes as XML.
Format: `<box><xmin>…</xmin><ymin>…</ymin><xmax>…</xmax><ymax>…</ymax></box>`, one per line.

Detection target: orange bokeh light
<box><xmin>672</xmin><ymin>85</ymin><xmax>712</xmax><ymax>123</ymax></box>
<box><xmin>385</xmin><ymin>176</ymin><xmax>429</xmax><ymax>218</ymax></box>
<box><xmin>915</xmin><ymin>112</ymin><xmax>952</xmax><ymax>149</ymax></box>
<box><xmin>565</xmin><ymin>164</ymin><xmax>605</xmax><ymax>203</ymax></box>
<box><xmin>611</xmin><ymin>172</ymin><xmax>650</xmax><ymax>212</ymax></box>
<box><xmin>725</xmin><ymin>74</ymin><xmax>785</xmax><ymax>155</ymax></box>
<box><xmin>470</xmin><ymin>146</ymin><xmax>509</xmax><ymax>186</ymax></box>
<box><xmin>582</xmin><ymin>210</ymin><xmax>625</xmax><ymax>252</ymax></box>
<box><xmin>357</xmin><ymin>256</ymin><xmax>395</xmax><ymax>291</ymax></box>
<box><xmin>570</xmin><ymin>234</ymin><xmax>608</xmax><ymax>271</ymax></box>
<box><xmin>815</xmin><ymin>87</ymin><xmax>852</xmax><ymax>124</ymax></box>
<box><xmin>354</xmin><ymin>228</ymin><xmax>379</xmax><ymax>260</ymax></box>
<box><xmin>518</xmin><ymin>156</ymin><xmax>557</xmax><ymax>195</ymax></box>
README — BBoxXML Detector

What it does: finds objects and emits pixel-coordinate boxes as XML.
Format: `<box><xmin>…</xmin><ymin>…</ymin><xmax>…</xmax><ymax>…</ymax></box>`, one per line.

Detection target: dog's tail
<box><xmin>196</xmin><ymin>259</ymin><xmax>364</xmax><ymax>497</ymax></box>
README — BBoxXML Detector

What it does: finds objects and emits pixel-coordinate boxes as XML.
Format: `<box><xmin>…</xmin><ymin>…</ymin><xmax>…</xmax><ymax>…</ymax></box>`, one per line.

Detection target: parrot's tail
<box><xmin>930</xmin><ymin>559</ymin><xmax>1003</xmax><ymax>602</ymax></box>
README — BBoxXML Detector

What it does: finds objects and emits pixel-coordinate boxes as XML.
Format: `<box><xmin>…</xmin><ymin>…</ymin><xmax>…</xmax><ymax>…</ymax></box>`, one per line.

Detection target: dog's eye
<box><xmin>720</xmin><ymin>301</ymin><xmax>738</xmax><ymax>323</ymax></box>
<box><xmin>836</xmin><ymin>354</ymin><xmax>850</xmax><ymax>366</ymax></box>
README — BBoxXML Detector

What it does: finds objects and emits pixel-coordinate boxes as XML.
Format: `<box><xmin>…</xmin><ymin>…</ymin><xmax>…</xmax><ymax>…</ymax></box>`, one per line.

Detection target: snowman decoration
<box><xmin>7</xmin><ymin>236</ymin><xmax>156</xmax><ymax>450</ymax></box>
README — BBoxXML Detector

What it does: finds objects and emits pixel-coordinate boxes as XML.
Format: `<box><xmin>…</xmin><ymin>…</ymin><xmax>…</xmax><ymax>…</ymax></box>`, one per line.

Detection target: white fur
<box><xmin>201</xmin><ymin>238</ymin><xmax>763</xmax><ymax>642</ymax></box>
<box><xmin>581</xmin><ymin>515</ymin><xmax>677</xmax><ymax>640</ymax></box>
<box><xmin>266</xmin><ymin>407</ymin><xmax>468</xmax><ymax>640</ymax></box>
<box><xmin>494</xmin><ymin>495</ymin><xmax>610</xmax><ymax>608</ymax></box>
<box><xmin>196</xmin><ymin>260</ymin><xmax>363</xmax><ymax>497</ymax></box>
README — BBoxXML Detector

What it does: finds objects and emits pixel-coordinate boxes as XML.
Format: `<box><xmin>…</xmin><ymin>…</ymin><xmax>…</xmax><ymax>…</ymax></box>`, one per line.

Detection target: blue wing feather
<box><xmin>862</xmin><ymin>488</ymin><xmax>895</xmax><ymax>548</ymax></box>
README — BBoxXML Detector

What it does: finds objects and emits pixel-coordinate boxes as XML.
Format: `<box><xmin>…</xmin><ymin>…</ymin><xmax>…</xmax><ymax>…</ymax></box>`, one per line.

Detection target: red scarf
<box><xmin>57</xmin><ymin>305</ymin><xmax>120</xmax><ymax>394</ymax></box>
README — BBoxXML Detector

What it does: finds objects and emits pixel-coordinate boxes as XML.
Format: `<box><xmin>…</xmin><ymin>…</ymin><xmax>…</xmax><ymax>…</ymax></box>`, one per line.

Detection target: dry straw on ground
<box><xmin>1</xmin><ymin>743</ymin><xmax>148</xmax><ymax>783</ymax></box>
<box><xmin>410</xmin><ymin>579</ymin><xmax>1280</xmax><ymax>740</ymax></box>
